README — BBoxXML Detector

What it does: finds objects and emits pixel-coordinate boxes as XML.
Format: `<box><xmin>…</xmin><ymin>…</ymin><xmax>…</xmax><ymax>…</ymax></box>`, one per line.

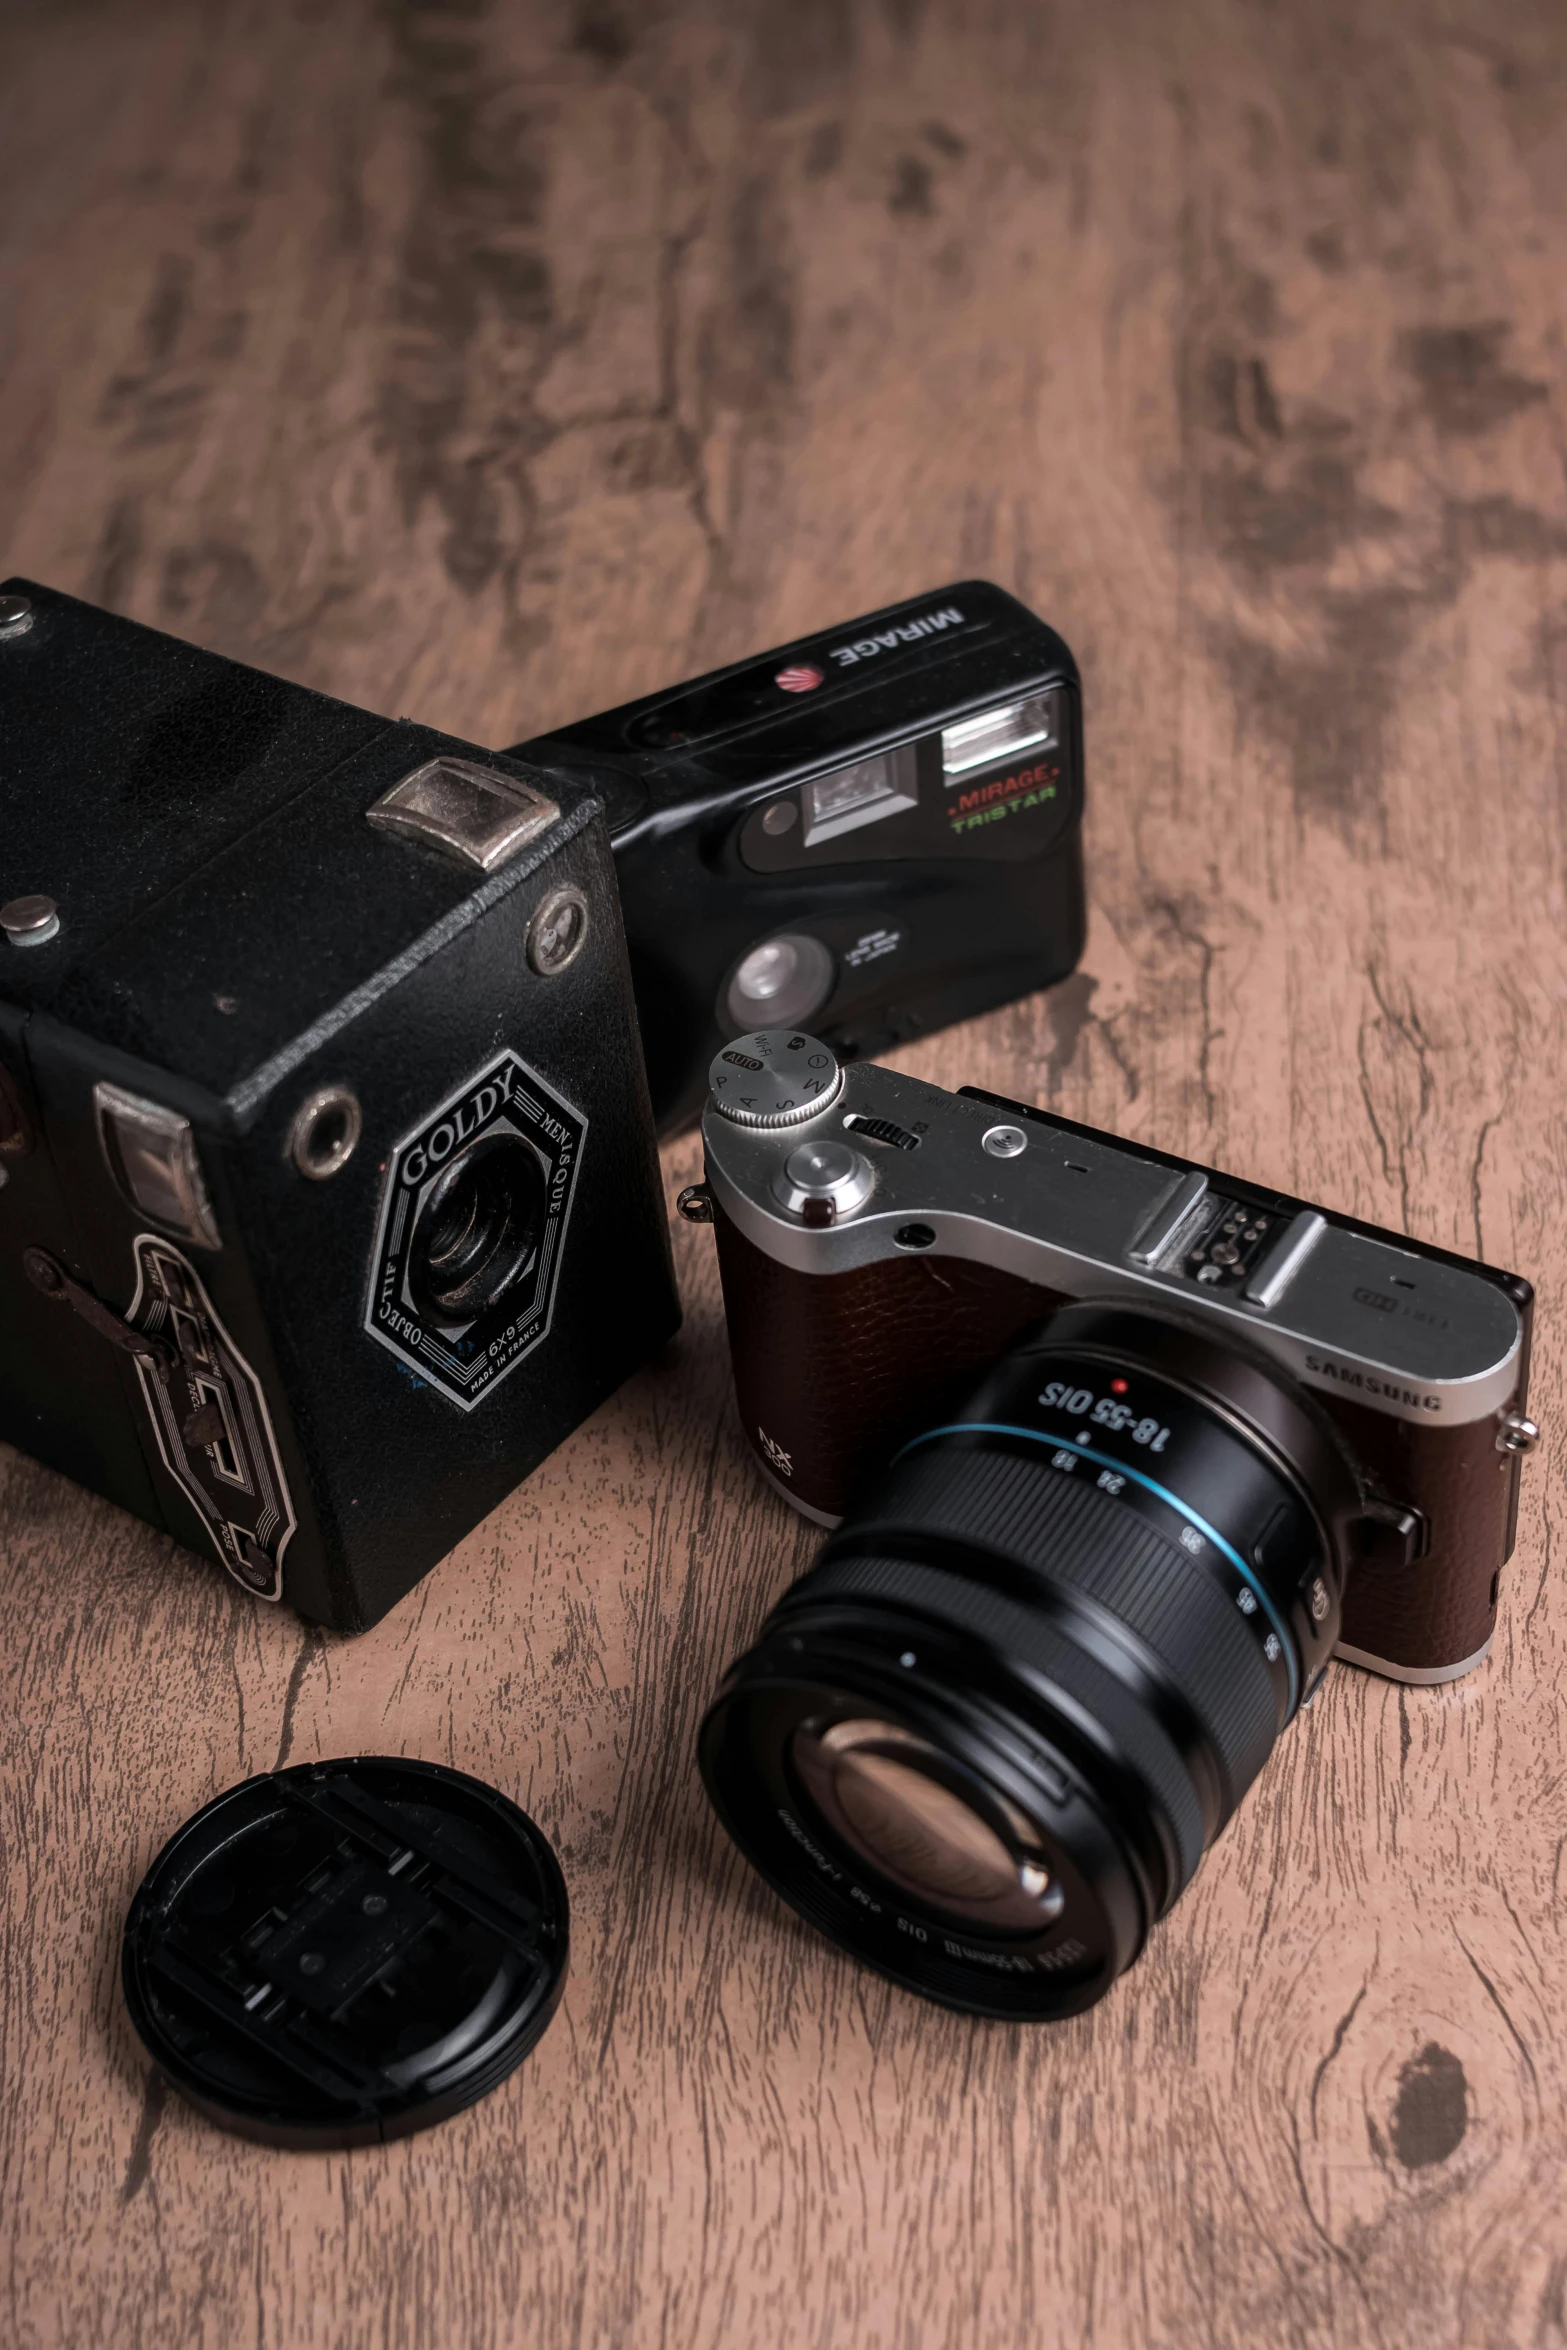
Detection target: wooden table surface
<box><xmin>3</xmin><ymin>3</ymin><xmax>1565</xmax><ymax>2344</ymax></box>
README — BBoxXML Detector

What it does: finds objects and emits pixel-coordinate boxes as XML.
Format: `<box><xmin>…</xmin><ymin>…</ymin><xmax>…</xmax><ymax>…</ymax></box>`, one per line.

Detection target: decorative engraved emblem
<box><xmin>126</xmin><ymin>1238</ymin><xmax>296</xmax><ymax>1601</ymax></box>
<box><xmin>365</xmin><ymin>1049</ymin><xmax>587</xmax><ymax>1413</ymax></box>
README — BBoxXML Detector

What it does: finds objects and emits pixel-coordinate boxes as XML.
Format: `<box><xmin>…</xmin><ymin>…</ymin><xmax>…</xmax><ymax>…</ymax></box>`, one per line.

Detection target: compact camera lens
<box><xmin>699</xmin><ymin>1303</ymin><xmax>1360</xmax><ymax>2018</ymax></box>
<box><xmin>724</xmin><ymin>931</ymin><xmax>834</xmax><ymax>1033</ymax></box>
<box><xmin>406</xmin><ymin>1131</ymin><xmax>546</xmax><ymax>1327</ymax></box>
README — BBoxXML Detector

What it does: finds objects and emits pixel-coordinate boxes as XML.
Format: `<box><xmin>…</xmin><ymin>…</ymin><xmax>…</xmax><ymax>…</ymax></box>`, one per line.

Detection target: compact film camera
<box><xmin>507</xmin><ymin>582</ymin><xmax>1085</xmax><ymax>1132</ymax></box>
<box><xmin>688</xmin><ymin>1032</ymin><xmax>1539</xmax><ymax>2017</ymax></box>
<box><xmin>0</xmin><ymin>581</ymin><xmax>678</xmax><ymax>1632</ymax></box>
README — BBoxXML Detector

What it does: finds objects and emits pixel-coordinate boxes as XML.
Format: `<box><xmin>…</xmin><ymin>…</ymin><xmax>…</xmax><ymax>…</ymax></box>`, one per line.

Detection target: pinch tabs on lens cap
<box><xmin>121</xmin><ymin>1757</ymin><xmax>569</xmax><ymax>2148</ymax></box>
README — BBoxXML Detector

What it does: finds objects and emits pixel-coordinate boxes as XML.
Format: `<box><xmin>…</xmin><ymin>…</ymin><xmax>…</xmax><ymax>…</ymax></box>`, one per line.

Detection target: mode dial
<box><xmin>707</xmin><ymin>1031</ymin><xmax>843</xmax><ymax>1129</ymax></box>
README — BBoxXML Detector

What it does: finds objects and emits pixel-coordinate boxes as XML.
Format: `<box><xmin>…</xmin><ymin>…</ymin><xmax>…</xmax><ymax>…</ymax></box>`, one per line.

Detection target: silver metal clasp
<box><xmin>95</xmin><ymin>1083</ymin><xmax>221</xmax><ymax>1251</ymax></box>
<box><xmin>366</xmin><ymin>758</ymin><xmax>559</xmax><ymax>874</ymax></box>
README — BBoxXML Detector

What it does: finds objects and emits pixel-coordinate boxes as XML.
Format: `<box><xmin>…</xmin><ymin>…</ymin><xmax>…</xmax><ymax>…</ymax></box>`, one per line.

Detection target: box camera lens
<box><xmin>405</xmin><ymin>1131</ymin><xmax>545</xmax><ymax>1328</ymax></box>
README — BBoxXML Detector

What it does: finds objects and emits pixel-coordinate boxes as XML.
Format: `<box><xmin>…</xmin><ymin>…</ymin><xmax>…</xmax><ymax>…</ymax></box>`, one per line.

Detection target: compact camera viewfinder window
<box><xmin>940</xmin><ymin>691</ymin><xmax>1060</xmax><ymax>777</ymax></box>
<box><xmin>801</xmin><ymin>746</ymin><xmax>919</xmax><ymax>847</ymax></box>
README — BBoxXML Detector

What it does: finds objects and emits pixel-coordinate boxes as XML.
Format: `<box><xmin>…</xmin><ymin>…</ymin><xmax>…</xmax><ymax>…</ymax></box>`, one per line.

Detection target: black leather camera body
<box><xmin>0</xmin><ymin>581</ymin><xmax>678</xmax><ymax>1632</ymax></box>
<box><xmin>507</xmin><ymin>582</ymin><xmax>1086</xmax><ymax>1131</ymax></box>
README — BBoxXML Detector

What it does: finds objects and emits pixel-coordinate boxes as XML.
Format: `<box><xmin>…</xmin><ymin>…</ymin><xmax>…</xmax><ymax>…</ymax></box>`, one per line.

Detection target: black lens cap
<box><xmin>122</xmin><ymin>1756</ymin><xmax>568</xmax><ymax>2148</ymax></box>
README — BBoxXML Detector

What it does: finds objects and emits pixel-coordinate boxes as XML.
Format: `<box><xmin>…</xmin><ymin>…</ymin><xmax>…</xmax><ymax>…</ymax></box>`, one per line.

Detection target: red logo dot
<box><xmin>775</xmin><ymin>663</ymin><xmax>824</xmax><ymax>694</ymax></box>
<box><xmin>1110</xmin><ymin>1377</ymin><xmax>1129</xmax><ymax>1395</ymax></box>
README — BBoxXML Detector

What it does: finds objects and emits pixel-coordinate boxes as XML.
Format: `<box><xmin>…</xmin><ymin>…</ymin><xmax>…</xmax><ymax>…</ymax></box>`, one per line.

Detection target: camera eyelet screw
<box><xmin>1</xmin><ymin>895</ymin><xmax>60</xmax><ymax>947</ymax></box>
<box><xmin>676</xmin><ymin>1183</ymin><xmax>714</xmax><ymax>1224</ymax></box>
<box><xmin>1497</xmin><ymin>1410</ymin><xmax>1541</xmax><ymax>1456</ymax></box>
<box><xmin>0</xmin><ymin>593</ymin><xmax>35</xmax><ymax>641</ymax></box>
<box><xmin>288</xmin><ymin>1086</ymin><xmax>362</xmax><ymax>1181</ymax></box>
<box><xmin>527</xmin><ymin>885</ymin><xmax>590</xmax><ymax>977</ymax></box>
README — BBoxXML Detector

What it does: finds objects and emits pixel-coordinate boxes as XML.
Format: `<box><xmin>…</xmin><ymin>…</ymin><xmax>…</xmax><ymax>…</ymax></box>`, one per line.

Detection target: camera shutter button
<box><xmin>772</xmin><ymin>1138</ymin><xmax>874</xmax><ymax>1223</ymax></box>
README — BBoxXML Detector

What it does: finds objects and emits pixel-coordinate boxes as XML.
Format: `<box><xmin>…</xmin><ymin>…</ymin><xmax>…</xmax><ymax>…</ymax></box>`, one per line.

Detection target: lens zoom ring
<box><xmin>847</xmin><ymin>1449</ymin><xmax>1279</xmax><ymax>1808</ymax></box>
<box><xmin>790</xmin><ymin>1553</ymin><xmax>1206</xmax><ymax>1888</ymax></box>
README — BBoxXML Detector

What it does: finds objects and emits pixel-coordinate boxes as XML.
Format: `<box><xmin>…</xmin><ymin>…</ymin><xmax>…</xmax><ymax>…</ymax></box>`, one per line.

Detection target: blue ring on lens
<box><xmin>896</xmin><ymin>1422</ymin><xmax>1300</xmax><ymax>1715</ymax></box>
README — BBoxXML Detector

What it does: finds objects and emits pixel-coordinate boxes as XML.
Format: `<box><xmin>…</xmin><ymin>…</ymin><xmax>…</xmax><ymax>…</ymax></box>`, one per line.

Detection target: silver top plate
<box><xmin>702</xmin><ymin>1052</ymin><xmax>1524</xmax><ymax>1428</ymax></box>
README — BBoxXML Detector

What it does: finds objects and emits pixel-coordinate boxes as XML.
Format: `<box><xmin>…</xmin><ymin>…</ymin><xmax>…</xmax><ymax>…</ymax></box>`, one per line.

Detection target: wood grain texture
<box><xmin>3</xmin><ymin>2</ymin><xmax>1566</xmax><ymax>2343</ymax></box>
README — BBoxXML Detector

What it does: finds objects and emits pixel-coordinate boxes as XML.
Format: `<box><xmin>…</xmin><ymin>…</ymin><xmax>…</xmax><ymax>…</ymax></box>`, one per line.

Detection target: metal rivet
<box><xmin>298</xmin><ymin>1952</ymin><xmax>325</xmax><ymax>1977</ymax></box>
<box><xmin>526</xmin><ymin>885</ymin><xmax>590</xmax><ymax>977</ymax></box>
<box><xmin>0</xmin><ymin>594</ymin><xmax>35</xmax><ymax>641</ymax></box>
<box><xmin>361</xmin><ymin>1893</ymin><xmax>389</xmax><ymax>1918</ymax></box>
<box><xmin>1</xmin><ymin>895</ymin><xmax>60</xmax><ymax>947</ymax></box>
<box><xmin>288</xmin><ymin>1086</ymin><xmax>362</xmax><ymax>1181</ymax></box>
<box><xmin>982</xmin><ymin>1124</ymin><xmax>1028</xmax><ymax>1159</ymax></box>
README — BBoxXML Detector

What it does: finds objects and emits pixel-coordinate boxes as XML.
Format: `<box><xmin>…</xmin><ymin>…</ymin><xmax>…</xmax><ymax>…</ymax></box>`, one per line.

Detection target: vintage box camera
<box><xmin>506</xmin><ymin>582</ymin><xmax>1085</xmax><ymax>1132</ymax></box>
<box><xmin>0</xmin><ymin>581</ymin><xmax>678</xmax><ymax>1632</ymax></box>
<box><xmin>689</xmin><ymin>1032</ymin><xmax>1540</xmax><ymax>2017</ymax></box>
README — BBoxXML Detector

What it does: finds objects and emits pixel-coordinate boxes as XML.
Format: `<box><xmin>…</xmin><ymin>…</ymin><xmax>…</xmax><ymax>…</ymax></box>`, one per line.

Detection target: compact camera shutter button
<box><xmin>121</xmin><ymin>1757</ymin><xmax>569</xmax><ymax>2149</ymax></box>
<box><xmin>708</xmin><ymin>1030</ymin><xmax>843</xmax><ymax>1127</ymax></box>
<box><xmin>772</xmin><ymin>1138</ymin><xmax>875</xmax><ymax>1224</ymax></box>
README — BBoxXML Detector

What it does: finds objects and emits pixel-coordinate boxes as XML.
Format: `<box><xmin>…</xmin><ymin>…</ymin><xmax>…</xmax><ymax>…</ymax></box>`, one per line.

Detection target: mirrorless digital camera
<box><xmin>507</xmin><ymin>582</ymin><xmax>1085</xmax><ymax>1131</ymax></box>
<box><xmin>0</xmin><ymin>581</ymin><xmax>678</xmax><ymax>1632</ymax></box>
<box><xmin>688</xmin><ymin>1031</ymin><xmax>1539</xmax><ymax>2017</ymax></box>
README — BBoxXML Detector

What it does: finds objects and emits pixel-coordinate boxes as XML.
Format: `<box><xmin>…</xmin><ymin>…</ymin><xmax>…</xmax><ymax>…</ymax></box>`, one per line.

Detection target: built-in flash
<box><xmin>940</xmin><ymin>690</ymin><xmax>1059</xmax><ymax>776</ymax></box>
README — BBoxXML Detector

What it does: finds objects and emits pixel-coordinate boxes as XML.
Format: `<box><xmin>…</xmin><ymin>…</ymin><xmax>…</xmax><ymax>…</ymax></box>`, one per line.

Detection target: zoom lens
<box><xmin>406</xmin><ymin>1131</ymin><xmax>546</xmax><ymax>1328</ymax></box>
<box><xmin>699</xmin><ymin>1304</ymin><xmax>1360</xmax><ymax>2018</ymax></box>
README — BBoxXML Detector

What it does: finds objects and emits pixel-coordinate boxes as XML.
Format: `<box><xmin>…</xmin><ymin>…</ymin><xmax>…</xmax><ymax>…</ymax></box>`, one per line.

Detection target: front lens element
<box><xmin>406</xmin><ymin>1132</ymin><xmax>545</xmax><ymax>1328</ymax></box>
<box><xmin>734</xmin><ymin>939</ymin><xmax>798</xmax><ymax>1003</ymax></box>
<box><xmin>723</xmin><ymin>931</ymin><xmax>834</xmax><ymax>1032</ymax></box>
<box><xmin>791</xmin><ymin>1718</ymin><xmax>1057</xmax><ymax>1931</ymax></box>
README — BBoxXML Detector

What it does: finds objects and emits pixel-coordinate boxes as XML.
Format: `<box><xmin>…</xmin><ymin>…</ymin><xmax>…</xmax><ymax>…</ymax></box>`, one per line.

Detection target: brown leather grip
<box><xmin>1330</xmin><ymin>1393</ymin><xmax>1517</xmax><ymax>1674</ymax></box>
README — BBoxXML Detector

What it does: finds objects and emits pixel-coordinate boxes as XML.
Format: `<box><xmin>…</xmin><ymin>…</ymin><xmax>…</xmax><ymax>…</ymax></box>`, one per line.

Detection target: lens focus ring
<box><xmin>847</xmin><ymin>1445</ymin><xmax>1280</xmax><ymax>1815</ymax></box>
<box><xmin>788</xmin><ymin>1553</ymin><xmax>1207</xmax><ymax>1888</ymax></box>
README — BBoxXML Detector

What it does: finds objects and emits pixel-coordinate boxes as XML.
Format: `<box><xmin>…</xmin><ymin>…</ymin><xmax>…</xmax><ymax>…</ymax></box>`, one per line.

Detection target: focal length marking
<box><xmin>898</xmin><ymin>1420</ymin><xmax>1300</xmax><ymax>1713</ymax></box>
